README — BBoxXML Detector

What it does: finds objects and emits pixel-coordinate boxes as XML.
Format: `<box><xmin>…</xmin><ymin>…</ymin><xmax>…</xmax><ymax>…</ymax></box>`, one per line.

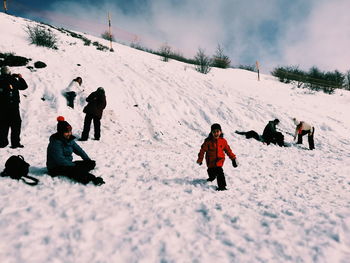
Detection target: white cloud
<box><xmin>44</xmin><ymin>0</ymin><xmax>348</xmax><ymax>73</ymax></box>
<box><xmin>281</xmin><ymin>0</ymin><xmax>350</xmax><ymax>72</ymax></box>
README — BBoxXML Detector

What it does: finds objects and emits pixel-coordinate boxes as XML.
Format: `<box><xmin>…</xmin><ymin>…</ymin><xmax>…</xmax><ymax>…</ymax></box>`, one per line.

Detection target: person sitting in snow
<box><xmin>197</xmin><ymin>123</ymin><xmax>238</xmax><ymax>191</ymax></box>
<box><xmin>46</xmin><ymin>116</ymin><xmax>105</xmax><ymax>185</ymax></box>
<box><xmin>292</xmin><ymin>117</ymin><xmax>315</xmax><ymax>150</ymax></box>
<box><xmin>80</xmin><ymin>87</ymin><xmax>106</xmax><ymax>141</ymax></box>
<box><xmin>262</xmin><ymin>119</ymin><xmax>284</xmax><ymax>147</ymax></box>
<box><xmin>63</xmin><ymin>77</ymin><xmax>83</xmax><ymax>109</ymax></box>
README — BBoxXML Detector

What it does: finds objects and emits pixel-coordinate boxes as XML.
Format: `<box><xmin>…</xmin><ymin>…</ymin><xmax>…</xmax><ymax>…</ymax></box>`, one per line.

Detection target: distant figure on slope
<box><xmin>46</xmin><ymin>116</ymin><xmax>105</xmax><ymax>185</ymax></box>
<box><xmin>197</xmin><ymin>123</ymin><xmax>238</xmax><ymax>191</ymax></box>
<box><xmin>262</xmin><ymin>119</ymin><xmax>284</xmax><ymax>147</ymax></box>
<box><xmin>62</xmin><ymin>77</ymin><xmax>83</xmax><ymax>109</ymax></box>
<box><xmin>0</xmin><ymin>66</ymin><xmax>28</xmax><ymax>148</ymax></box>
<box><xmin>292</xmin><ymin>117</ymin><xmax>315</xmax><ymax>150</ymax></box>
<box><xmin>235</xmin><ymin>130</ymin><xmax>261</xmax><ymax>141</ymax></box>
<box><xmin>79</xmin><ymin>87</ymin><xmax>106</xmax><ymax>141</ymax></box>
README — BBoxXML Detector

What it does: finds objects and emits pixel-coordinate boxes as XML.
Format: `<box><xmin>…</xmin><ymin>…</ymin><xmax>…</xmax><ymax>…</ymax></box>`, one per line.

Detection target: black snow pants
<box><xmin>0</xmin><ymin>107</ymin><xmax>22</xmax><ymax>147</ymax></box>
<box><xmin>48</xmin><ymin>160</ymin><xmax>97</xmax><ymax>184</ymax></box>
<box><xmin>297</xmin><ymin>127</ymin><xmax>315</xmax><ymax>150</ymax></box>
<box><xmin>207</xmin><ymin>167</ymin><xmax>226</xmax><ymax>189</ymax></box>
<box><xmin>235</xmin><ymin>130</ymin><xmax>260</xmax><ymax>141</ymax></box>
<box><xmin>81</xmin><ymin>114</ymin><xmax>101</xmax><ymax>140</ymax></box>
<box><xmin>65</xmin><ymin>91</ymin><xmax>76</xmax><ymax>109</ymax></box>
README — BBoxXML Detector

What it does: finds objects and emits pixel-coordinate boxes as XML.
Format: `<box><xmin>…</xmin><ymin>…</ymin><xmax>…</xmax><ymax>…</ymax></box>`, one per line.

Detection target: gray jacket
<box><xmin>46</xmin><ymin>133</ymin><xmax>90</xmax><ymax>170</ymax></box>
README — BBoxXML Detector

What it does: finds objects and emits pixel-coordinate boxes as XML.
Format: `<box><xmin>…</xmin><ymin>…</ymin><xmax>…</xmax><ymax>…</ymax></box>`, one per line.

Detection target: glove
<box><xmin>93</xmin><ymin>176</ymin><xmax>105</xmax><ymax>186</ymax></box>
<box><xmin>232</xmin><ymin>159</ymin><xmax>238</xmax><ymax>168</ymax></box>
<box><xmin>196</xmin><ymin>160</ymin><xmax>202</xmax><ymax>166</ymax></box>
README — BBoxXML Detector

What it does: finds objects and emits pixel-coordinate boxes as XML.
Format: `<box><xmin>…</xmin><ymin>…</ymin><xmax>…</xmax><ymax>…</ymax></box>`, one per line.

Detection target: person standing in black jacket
<box><xmin>0</xmin><ymin>66</ymin><xmax>28</xmax><ymax>148</ymax></box>
<box><xmin>80</xmin><ymin>87</ymin><xmax>107</xmax><ymax>141</ymax></box>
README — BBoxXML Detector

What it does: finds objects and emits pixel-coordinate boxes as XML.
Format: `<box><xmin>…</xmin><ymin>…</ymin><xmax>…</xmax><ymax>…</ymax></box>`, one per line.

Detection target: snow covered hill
<box><xmin>0</xmin><ymin>13</ymin><xmax>349</xmax><ymax>263</ymax></box>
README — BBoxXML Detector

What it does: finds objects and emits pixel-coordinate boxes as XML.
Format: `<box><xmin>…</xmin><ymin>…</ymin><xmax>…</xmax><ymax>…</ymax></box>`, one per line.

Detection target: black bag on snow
<box><xmin>1</xmin><ymin>155</ymin><xmax>39</xmax><ymax>185</ymax></box>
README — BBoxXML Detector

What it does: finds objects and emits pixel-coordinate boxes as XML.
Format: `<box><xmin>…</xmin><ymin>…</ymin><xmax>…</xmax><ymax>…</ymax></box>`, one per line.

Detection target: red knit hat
<box><xmin>56</xmin><ymin>116</ymin><xmax>72</xmax><ymax>133</ymax></box>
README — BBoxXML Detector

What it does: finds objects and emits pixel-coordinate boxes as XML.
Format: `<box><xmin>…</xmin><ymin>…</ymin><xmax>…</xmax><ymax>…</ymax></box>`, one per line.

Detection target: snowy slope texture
<box><xmin>0</xmin><ymin>13</ymin><xmax>349</xmax><ymax>263</ymax></box>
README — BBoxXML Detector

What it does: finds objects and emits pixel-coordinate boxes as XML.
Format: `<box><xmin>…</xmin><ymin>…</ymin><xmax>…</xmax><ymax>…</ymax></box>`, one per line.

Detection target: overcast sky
<box><xmin>6</xmin><ymin>0</ymin><xmax>350</xmax><ymax>73</ymax></box>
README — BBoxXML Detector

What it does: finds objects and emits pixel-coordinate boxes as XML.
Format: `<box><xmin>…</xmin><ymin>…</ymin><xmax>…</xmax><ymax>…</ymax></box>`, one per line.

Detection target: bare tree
<box><xmin>101</xmin><ymin>31</ymin><xmax>115</xmax><ymax>42</ymax></box>
<box><xmin>345</xmin><ymin>70</ymin><xmax>350</xmax><ymax>90</ymax></box>
<box><xmin>25</xmin><ymin>24</ymin><xmax>58</xmax><ymax>49</ymax></box>
<box><xmin>212</xmin><ymin>44</ymin><xmax>231</xmax><ymax>69</ymax></box>
<box><xmin>159</xmin><ymin>43</ymin><xmax>172</xmax><ymax>62</ymax></box>
<box><xmin>194</xmin><ymin>48</ymin><xmax>211</xmax><ymax>74</ymax></box>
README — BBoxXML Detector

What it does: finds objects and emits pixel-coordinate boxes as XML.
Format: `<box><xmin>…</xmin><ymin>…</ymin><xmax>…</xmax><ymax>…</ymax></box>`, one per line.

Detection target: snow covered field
<box><xmin>0</xmin><ymin>13</ymin><xmax>349</xmax><ymax>263</ymax></box>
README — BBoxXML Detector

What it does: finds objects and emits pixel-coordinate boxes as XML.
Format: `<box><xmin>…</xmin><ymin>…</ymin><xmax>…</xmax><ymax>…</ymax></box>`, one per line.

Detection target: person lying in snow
<box><xmin>46</xmin><ymin>116</ymin><xmax>105</xmax><ymax>185</ymax></box>
<box><xmin>235</xmin><ymin>130</ymin><xmax>261</xmax><ymax>141</ymax></box>
<box><xmin>235</xmin><ymin>119</ymin><xmax>285</xmax><ymax>147</ymax></box>
<box><xmin>292</xmin><ymin>117</ymin><xmax>315</xmax><ymax>150</ymax></box>
<box><xmin>197</xmin><ymin>123</ymin><xmax>238</xmax><ymax>191</ymax></box>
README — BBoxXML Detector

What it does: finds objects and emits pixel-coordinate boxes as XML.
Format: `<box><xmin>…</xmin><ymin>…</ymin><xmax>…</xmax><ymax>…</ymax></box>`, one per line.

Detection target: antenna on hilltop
<box><xmin>108</xmin><ymin>12</ymin><xmax>114</xmax><ymax>52</ymax></box>
<box><xmin>3</xmin><ymin>0</ymin><xmax>8</xmax><ymax>13</ymax></box>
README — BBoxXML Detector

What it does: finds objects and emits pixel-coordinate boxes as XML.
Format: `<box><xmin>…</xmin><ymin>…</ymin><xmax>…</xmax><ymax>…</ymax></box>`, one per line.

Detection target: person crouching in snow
<box><xmin>197</xmin><ymin>123</ymin><xmax>238</xmax><ymax>191</ymax></box>
<box><xmin>46</xmin><ymin>116</ymin><xmax>105</xmax><ymax>185</ymax></box>
<box><xmin>292</xmin><ymin>117</ymin><xmax>315</xmax><ymax>150</ymax></box>
<box><xmin>63</xmin><ymin>77</ymin><xmax>83</xmax><ymax>109</ymax></box>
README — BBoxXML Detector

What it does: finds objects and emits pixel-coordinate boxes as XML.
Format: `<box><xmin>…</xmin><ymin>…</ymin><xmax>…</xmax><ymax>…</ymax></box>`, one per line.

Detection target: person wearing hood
<box><xmin>46</xmin><ymin>116</ymin><xmax>105</xmax><ymax>185</ymax></box>
<box><xmin>0</xmin><ymin>66</ymin><xmax>28</xmax><ymax>148</ymax></box>
<box><xmin>197</xmin><ymin>123</ymin><xmax>238</xmax><ymax>191</ymax></box>
<box><xmin>292</xmin><ymin>118</ymin><xmax>315</xmax><ymax>150</ymax></box>
<box><xmin>80</xmin><ymin>87</ymin><xmax>106</xmax><ymax>141</ymax></box>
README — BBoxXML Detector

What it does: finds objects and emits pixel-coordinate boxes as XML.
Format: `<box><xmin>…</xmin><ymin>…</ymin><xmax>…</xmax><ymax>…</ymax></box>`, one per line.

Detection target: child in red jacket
<box><xmin>197</xmin><ymin>123</ymin><xmax>238</xmax><ymax>191</ymax></box>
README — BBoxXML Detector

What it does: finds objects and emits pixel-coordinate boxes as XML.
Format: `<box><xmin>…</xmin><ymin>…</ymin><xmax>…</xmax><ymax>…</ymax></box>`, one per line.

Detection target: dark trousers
<box><xmin>65</xmin><ymin>91</ymin><xmax>76</xmax><ymax>109</ymax></box>
<box><xmin>264</xmin><ymin>132</ymin><xmax>284</xmax><ymax>147</ymax></box>
<box><xmin>297</xmin><ymin>128</ymin><xmax>315</xmax><ymax>150</ymax></box>
<box><xmin>207</xmin><ymin>167</ymin><xmax>226</xmax><ymax>188</ymax></box>
<box><xmin>81</xmin><ymin>114</ymin><xmax>101</xmax><ymax>140</ymax></box>
<box><xmin>236</xmin><ymin>130</ymin><xmax>260</xmax><ymax>141</ymax></box>
<box><xmin>0</xmin><ymin>108</ymin><xmax>22</xmax><ymax>147</ymax></box>
<box><xmin>48</xmin><ymin>160</ymin><xmax>96</xmax><ymax>184</ymax></box>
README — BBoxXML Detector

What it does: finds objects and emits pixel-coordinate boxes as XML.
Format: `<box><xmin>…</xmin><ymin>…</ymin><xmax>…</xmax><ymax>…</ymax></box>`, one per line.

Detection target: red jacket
<box><xmin>197</xmin><ymin>137</ymin><xmax>236</xmax><ymax>168</ymax></box>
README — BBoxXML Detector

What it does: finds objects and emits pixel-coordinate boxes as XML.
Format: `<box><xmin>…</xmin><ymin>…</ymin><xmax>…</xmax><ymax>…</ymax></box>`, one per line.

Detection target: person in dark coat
<box><xmin>0</xmin><ymin>66</ymin><xmax>28</xmax><ymax>148</ymax></box>
<box><xmin>262</xmin><ymin>119</ymin><xmax>284</xmax><ymax>147</ymax></box>
<box><xmin>46</xmin><ymin>116</ymin><xmax>105</xmax><ymax>185</ymax></box>
<box><xmin>235</xmin><ymin>130</ymin><xmax>261</xmax><ymax>141</ymax></box>
<box><xmin>80</xmin><ymin>87</ymin><xmax>106</xmax><ymax>141</ymax></box>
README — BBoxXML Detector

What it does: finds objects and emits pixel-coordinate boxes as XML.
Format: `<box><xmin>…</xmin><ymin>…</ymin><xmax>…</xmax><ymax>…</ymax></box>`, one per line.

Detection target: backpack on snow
<box><xmin>1</xmin><ymin>155</ymin><xmax>39</xmax><ymax>186</ymax></box>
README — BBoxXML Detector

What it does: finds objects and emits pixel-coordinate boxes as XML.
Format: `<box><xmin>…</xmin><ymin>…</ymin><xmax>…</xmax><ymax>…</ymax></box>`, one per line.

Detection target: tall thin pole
<box><xmin>108</xmin><ymin>12</ymin><xmax>114</xmax><ymax>52</ymax></box>
<box><xmin>3</xmin><ymin>0</ymin><xmax>8</xmax><ymax>13</ymax></box>
<box><xmin>256</xmin><ymin>61</ymin><xmax>260</xmax><ymax>81</ymax></box>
